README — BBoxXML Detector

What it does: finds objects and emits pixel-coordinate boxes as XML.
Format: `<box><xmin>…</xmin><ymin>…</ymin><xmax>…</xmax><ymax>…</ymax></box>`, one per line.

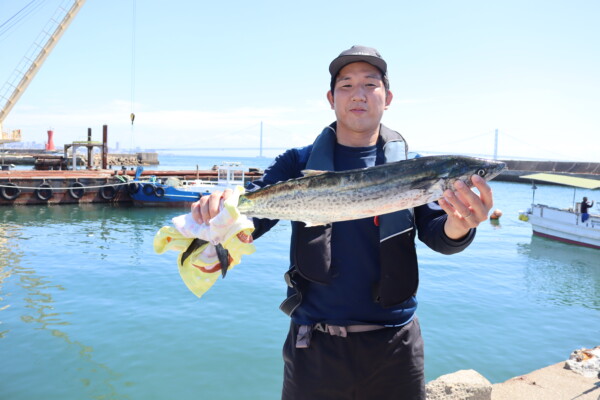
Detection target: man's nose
<box><xmin>351</xmin><ymin>86</ymin><xmax>367</xmax><ymax>101</ymax></box>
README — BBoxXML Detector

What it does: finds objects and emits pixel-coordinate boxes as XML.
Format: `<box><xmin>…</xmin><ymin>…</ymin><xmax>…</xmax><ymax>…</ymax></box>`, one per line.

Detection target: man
<box><xmin>192</xmin><ymin>45</ymin><xmax>494</xmax><ymax>400</ymax></box>
<box><xmin>581</xmin><ymin>196</ymin><xmax>594</xmax><ymax>222</ymax></box>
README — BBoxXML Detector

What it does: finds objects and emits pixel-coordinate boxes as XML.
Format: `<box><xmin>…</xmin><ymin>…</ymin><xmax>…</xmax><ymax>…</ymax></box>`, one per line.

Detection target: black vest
<box><xmin>287</xmin><ymin>123</ymin><xmax>419</xmax><ymax>309</ymax></box>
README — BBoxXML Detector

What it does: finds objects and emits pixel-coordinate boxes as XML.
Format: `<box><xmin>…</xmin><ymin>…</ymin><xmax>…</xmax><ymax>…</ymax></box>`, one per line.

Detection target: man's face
<box><xmin>327</xmin><ymin>62</ymin><xmax>393</xmax><ymax>137</ymax></box>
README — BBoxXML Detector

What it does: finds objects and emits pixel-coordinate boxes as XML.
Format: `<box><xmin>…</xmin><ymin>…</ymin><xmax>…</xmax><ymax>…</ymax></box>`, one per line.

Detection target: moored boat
<box><xmin>518</xmin><ymin>173</ymin><xmax>600</xmax><ymax>249</ymax></box>
<box><xmin>129</xmin><ymin>162</ymin><xmax>248</xmax><ymax>207</ymax></box>
<box><xmin>0</xmin><ymin>170</ymin><xmax>130</xmax><ymax>205</ymax></box>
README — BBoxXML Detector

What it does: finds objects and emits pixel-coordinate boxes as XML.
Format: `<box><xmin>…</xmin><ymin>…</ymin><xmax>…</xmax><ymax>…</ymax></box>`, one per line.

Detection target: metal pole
<box><xmin>102</xmin><ymin>125</ymin><xmax>108</xmax><ymax>169</ymax></box>
<box><xmin>0</xmin><ymin>0</ymin><xmax>87</xmax><ymax>125</ymax></box>
<box><xmin>87</xmin><ymin>127</ymin><xmax>92</xmax><ymax>169</ymax></box>
<box><xmin>260</xmin><ymin>121</ymin><xmax>263</xmax><ymax>158</ymax></box>
<box><xmin>72</xmin><ymin>145</ymin><xmax>77</xmax><ymax>170</ymax></box>
<box><xmin>493</xmin><ymin>129</ymin><xmax>498</xmax><ymax>160</ymax></box>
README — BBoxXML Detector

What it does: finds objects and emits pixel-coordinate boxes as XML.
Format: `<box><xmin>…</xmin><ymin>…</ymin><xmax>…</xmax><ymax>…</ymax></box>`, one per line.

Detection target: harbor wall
<box><xmin>1</xmin><ymin>151</ymin><xmax>158</xmax><ymax>167</ymax></box>
<box><xmin>91</xmin><ymin>152</ymin><xmax>158</xmax><ymax>166</ymax></box>
<box><xmin>495</xmin><ymin>160</ymin><xmax>600</xmax><ymax>183</ymax></box>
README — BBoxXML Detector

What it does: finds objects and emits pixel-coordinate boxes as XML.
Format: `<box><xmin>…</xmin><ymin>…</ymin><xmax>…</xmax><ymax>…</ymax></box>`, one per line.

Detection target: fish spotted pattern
<box><xmin>236</xmin><ymin>155</ymin><xmax>506</xmax><ymax>226</ymax></box>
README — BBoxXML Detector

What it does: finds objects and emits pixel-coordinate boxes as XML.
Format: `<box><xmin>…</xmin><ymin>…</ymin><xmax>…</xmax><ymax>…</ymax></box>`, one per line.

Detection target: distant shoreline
<box><xmin>2</xmin><ymin>150</ymin><xmax>600</xmax><ymax>183</ymax></box>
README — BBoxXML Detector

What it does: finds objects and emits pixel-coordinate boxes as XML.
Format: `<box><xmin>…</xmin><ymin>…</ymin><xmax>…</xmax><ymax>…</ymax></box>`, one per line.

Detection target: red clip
<box><xmin>374</xmin><ymin>215</ymin><xmax>380</xmax><ymax>226</ymax></box>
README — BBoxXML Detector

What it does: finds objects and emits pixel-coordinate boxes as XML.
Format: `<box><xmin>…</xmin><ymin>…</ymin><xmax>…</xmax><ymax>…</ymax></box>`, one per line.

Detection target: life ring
<box><xmin>127</xmin><ymin>182</ymin><xmax>140</xmax><ymax>195</ymax></box>
<box><xmin>35</xmin><ymin>183</ymin><xmax>53</xmax><ymax>201</ymax></box>
<box><xmin>68</xmin><ymin>182</ymin><xmax>85</xmax><ymax>199</ymax></box>
<box><xmin>155</xmin><ymin>187</ymin><xmax>165</xmax><ymax>197</ymax></box>
<box><xmin>100</xmin><ymin>185</ymin><xmax>118</xmax><ymax>200</ymax></box>
<box><xmin>0</xmin><ymin>183</ymin><xmax>21</xmax><ymax>201</ymax></box>
<box><xmin>142</xmin><ymin>184</ymin><xmax>155</xmax><ymax>196</ymax></box>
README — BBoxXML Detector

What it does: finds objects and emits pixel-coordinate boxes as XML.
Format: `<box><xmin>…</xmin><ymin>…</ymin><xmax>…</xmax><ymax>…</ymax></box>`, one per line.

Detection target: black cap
<box><xmin>329</xmin><ymin>45</ymin><xmax>389</xmax><ymax>91</ymax></box>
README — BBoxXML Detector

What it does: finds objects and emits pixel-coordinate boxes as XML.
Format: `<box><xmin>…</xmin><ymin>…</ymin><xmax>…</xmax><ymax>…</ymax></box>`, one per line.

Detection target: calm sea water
<box><xmin>1</xmin><ymin>154</ymin><xmax>599</xmax><ymax>400</ymax></box>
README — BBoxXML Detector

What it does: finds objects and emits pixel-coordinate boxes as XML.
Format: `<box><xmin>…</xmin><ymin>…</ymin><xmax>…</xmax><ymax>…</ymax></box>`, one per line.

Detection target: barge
<box><xmin>0</xmin><ymin>167</ymin><xmax>263</xmax><ymax>206</ymax></box>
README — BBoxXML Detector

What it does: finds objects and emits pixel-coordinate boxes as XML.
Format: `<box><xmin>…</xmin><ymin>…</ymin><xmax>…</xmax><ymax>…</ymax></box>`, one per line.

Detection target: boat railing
<box><xmin>216</xmin><ymin>163</ymin><xmax>247</xmax><ymax>186</ymax></box>
<box><xmin>180</xmin><ymin>179</ymin><xmax>213</xmax><ymax>187</ymax></box>
<box><xmin>534</xmin><ymin>203</ymin><xmax>580</xmax><ymax>214</ymax></box>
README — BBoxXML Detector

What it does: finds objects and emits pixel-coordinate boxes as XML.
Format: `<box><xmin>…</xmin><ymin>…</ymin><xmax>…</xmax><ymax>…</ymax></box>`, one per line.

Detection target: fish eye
<box><xmin>476</xmin><ymin>169</ymin><xmax>486</xmax><ymax>177</ymax></box>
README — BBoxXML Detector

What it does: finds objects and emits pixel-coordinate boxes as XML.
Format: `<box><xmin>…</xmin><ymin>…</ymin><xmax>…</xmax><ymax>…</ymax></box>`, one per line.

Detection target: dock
<box><xmin>0</xmin><ymin>168</ymin><xmax>263</xmax><ymax>206</ymax></box>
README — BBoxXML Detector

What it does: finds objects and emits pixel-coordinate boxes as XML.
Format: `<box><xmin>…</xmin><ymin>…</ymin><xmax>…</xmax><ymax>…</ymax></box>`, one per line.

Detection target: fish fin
<box><xmin>215</xmin><ymin>243</ymin><xmax>230</xmax><ymax>278</ymax></box>
<box><xmin>181</xmin><ymin>238</ymin><xmax>209</xmax><ymax>264</ymax></box>
<box><xmin>301</xmin><ymin>169</ymin><xmax>328</xmax><ymax>177</ymax></box>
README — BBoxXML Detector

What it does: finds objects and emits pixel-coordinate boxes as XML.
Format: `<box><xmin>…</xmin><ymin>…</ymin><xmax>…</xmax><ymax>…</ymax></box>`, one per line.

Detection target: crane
<box><xmin>0</xmin><ymin>0</ymin><xmax>87</xmax><ymax>145</ymax></box>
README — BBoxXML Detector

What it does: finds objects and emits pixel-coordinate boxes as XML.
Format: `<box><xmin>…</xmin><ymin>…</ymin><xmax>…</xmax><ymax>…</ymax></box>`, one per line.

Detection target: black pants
<box><xmin>281</xmin><ymin>317</ymin><xmax>425</xmax><ymax>400</ymax></box>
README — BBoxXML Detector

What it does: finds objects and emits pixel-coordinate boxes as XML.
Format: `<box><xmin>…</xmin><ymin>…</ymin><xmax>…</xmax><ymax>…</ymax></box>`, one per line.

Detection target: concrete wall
<box><xmin>501</xmin><ymin>160</ymin><xmax>600</xmax><ymax>175</ymax></box>
<box><xmin>498</xmin><ymin>160</ymin><xmax>600</xmax><ymax>183</ymax></box>
<box><xmin>137</xmin><ymin>152</ymin><xmax>159</xmax><ymax>164</ymax></box>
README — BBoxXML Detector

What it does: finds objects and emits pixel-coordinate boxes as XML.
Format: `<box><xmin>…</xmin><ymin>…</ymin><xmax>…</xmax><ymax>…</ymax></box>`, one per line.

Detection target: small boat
<box><xmin>518</xmin><ymin>173</ymin><xmax>600</xmax><ymax>249</ymax></box>
<box><xmin>129</xmin><ymin>162</ymin><xmax>248</xmax><ymax>207</ymax></box>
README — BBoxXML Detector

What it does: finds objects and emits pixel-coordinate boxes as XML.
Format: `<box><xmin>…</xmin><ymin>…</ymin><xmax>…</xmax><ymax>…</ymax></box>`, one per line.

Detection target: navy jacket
<box><xmin>250</xmin><ymin>123</ymin><xmax>475</xmax><ymax>312</ymax></box>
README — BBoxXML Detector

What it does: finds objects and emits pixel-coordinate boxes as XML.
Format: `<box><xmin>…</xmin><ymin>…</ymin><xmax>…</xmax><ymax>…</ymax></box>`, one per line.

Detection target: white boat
<box><xmin>518</xmin><ymin>173</ymin><xmax>600</xmax><ymax>249</ymax></box>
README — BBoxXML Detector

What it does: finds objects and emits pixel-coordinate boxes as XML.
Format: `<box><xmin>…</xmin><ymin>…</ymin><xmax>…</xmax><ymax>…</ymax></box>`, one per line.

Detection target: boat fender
<box><xmin>142</xmin><ymin>184</ymin><xmax>155</xmax><ymax>196</ymax></box>
<box><xmin>518</xmin><ymin>211</ymin><xmax>529</xmax><ymax>222</ymax></box>
<box><xmin>100</xmin><ymin>185</ymin><xmax>118</xmax><ymax>200</ymax></box>
<box><xmin>0</xmin><ymin>183</ymin><xmax>21</xmax><ymax>201</ymax></box>
<box><xmin>155</xmin><ymin>187</ymin><xmax>165</xmax><ymax>197</ymax></box>
<box><xmin>128</xmin><ymin>182</ymin><xmax>140</xmax><ymax>195</ymax></box>
<box><xmin>68</xmin><ymin>182</ymin><xmax>85</xmax><ymax>199</ymax></box>
<box><xmin>35</xmin><ymin>183</ymin><xmax>53</xmax><ymax>201</ymax></box>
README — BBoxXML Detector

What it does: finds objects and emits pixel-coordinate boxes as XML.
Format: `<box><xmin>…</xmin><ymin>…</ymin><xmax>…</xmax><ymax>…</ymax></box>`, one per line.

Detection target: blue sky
<box><xmin>1</xmin><ymin>0</ymin><xmax>599</xmax><ymax>161</ymax></box>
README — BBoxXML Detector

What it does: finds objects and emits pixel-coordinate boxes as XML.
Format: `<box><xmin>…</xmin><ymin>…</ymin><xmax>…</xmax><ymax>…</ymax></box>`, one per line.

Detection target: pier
<box><xmin>0</xmin><ymin>167</ymin><xmax>263</xmax><ymax>206</ymax></box>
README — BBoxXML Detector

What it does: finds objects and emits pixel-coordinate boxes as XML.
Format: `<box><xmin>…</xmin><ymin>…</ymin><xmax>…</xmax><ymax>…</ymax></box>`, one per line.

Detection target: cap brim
<box><xmin>329</xmin><ymin>55</ymin><xmax>387</xmax><ymax>78</ymax></box>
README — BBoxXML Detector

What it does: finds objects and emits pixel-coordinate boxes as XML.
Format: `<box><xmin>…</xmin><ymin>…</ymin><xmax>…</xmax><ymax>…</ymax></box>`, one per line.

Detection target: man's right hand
<box><xmin>191</xmin><ymin>188</ymin><xmax>233</xmax><ymax>225</ymax></box>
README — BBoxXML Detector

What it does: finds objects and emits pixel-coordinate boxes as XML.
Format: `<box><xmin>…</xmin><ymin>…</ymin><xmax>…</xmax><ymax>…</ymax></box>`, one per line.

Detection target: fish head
<box><xmin>470</xmin><ymin>158</ymin><xmax>507</xmax><ymax>182</ymax></box>
<box><xmin>443</xmin><ymin>156</ymin><xmax>507</xmax><ymax>188</ymax></box>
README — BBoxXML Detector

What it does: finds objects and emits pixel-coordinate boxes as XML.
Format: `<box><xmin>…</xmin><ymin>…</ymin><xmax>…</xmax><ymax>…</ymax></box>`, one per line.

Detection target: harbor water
<box><xmin>1</xmin><ymin>154</ymin><xmax>599</xmax><ymax>400</ymax></box>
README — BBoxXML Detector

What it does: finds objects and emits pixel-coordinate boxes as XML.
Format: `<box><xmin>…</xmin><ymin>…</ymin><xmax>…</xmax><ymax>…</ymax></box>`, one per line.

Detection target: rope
<box><xmin>0</xmin><ymin>181</ymin><xmax>132</xmax><ymax>191</ymax></box>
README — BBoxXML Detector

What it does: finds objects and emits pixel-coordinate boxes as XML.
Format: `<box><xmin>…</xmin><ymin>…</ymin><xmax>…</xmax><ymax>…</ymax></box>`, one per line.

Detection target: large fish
<box><xmin>237</xmin><ymin>155</ymin><xmax>506</xmax><ymax>226</ymax></box>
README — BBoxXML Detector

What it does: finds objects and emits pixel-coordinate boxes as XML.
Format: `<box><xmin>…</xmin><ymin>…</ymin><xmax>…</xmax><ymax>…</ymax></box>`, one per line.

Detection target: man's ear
<box><xmin>327</xmin><ymin>90</ymin><xmax>335</xmax><ymax>109</ymax></box>
<box><xmin>385</xmin><ymin>90</ymin><xmax>393</xmax><ymax>109</ymax></box>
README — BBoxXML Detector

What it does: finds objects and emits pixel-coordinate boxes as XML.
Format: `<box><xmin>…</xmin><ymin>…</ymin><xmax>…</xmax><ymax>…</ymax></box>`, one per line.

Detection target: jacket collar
<box><xmin>306</xmin><ymin>122</ymin><xmax>408</xmax><ymax>170</ymax></box>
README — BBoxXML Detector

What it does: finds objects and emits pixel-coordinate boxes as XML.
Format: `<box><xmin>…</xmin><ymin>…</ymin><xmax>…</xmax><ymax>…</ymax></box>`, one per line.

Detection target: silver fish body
<box><xmin>237</xmin><ymin>155</ymin><xmax>506</xmax><ymax>226</ymax></box>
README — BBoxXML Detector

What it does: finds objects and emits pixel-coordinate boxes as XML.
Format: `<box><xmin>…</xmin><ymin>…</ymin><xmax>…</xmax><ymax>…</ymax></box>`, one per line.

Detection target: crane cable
<box><xmin>130</xmin><ymin>0</ymin><xmax>137</xmax><ymax>152</ymax></box>
<box><xmin>0</xmin><ymin>0</ymin><xmax>46</xmax><ymax>41</ymax></box>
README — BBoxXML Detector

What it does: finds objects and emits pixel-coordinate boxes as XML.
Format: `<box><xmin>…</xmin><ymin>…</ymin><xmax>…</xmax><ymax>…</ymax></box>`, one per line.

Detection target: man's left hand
<box><xmin>438</xmin><ymin>174</ymin><xmax>494</xmax><ymax>240</ymax></box>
